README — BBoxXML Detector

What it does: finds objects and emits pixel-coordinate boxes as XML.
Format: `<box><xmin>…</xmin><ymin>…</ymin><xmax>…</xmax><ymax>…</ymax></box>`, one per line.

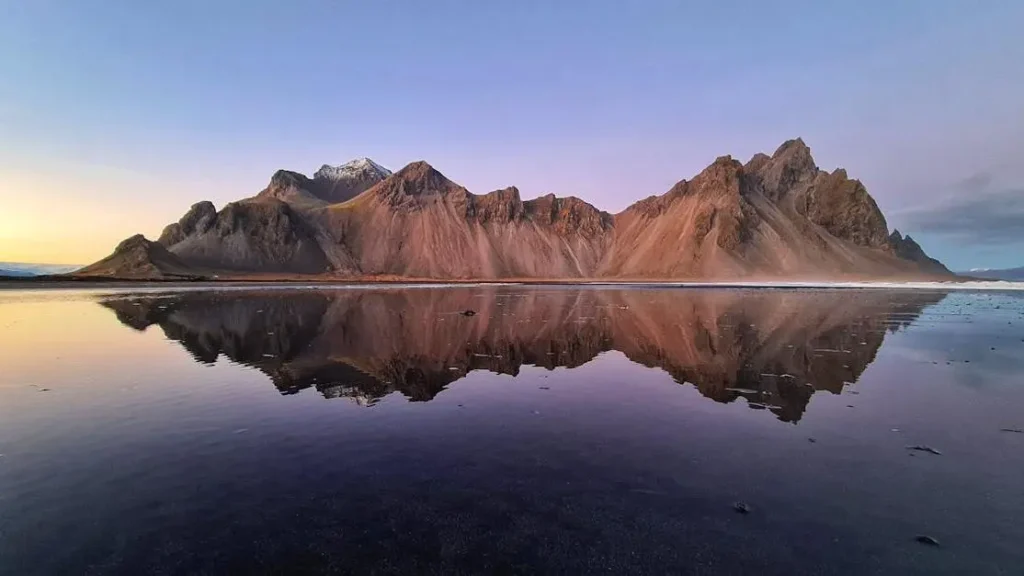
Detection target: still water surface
<box><xmin>1</xmin><ymin>286</ymin><xmax>1022</xmax><ymax>574</ymax></box>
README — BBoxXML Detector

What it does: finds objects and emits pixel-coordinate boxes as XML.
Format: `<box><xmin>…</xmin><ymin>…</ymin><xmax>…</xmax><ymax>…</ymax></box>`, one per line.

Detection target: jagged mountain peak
<box><xmin>259</xmin><ymin>158</ymin><xmax>393</xmax><ymax>205</ymax></box>
<box><xmin>386</xmin><ymin>161</ymin><xmax>459</xmax><ymax>194</ymax></box>
<box><xmin>889</xmin><ymin>230</ymin><xmax>950</xmax><ymax>274</ymax></box>
<box><xmin>314</xmin><ymin>158</ymin><xmax>391</xmax><ymax>182</ymax></box>
<box><xmin>269</xmin><ymin>169</ymin><xmax>310</xmax><ymax>188</ymax></box>
<box><xmin>116</xmin><ymin>234</ymin><xmax>152</xmax><ymax>251</ymax></box>
<box><xmin>772</xmin><ymin>137</ymin><xmax>809</xmax><ymax>156</ymax></box>
<box><xmin>752</xmin><ymin>137</ymin><xmax>819</xmax><ymax>201</ymax></box>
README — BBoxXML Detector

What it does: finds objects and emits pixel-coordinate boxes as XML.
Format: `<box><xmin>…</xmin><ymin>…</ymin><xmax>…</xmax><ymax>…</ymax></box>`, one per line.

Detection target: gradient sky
<box><xmin>1</xmin><ymin>0</ymin><xmax>1022</xmax><ymax>269</ymax></box>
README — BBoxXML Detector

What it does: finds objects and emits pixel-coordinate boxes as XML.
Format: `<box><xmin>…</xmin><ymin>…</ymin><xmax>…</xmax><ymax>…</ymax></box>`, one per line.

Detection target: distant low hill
<box><xmin>960</xmin><ymin>267</ymin><xmax>1024</xmax><ymax>281</ymax></box>
<box><xmin>79</xmin><ymin>140</ymin><xmax>952</xmax><ymax>281</ymax></box>
<box><xmin>0</xmin><ymin>262</ymin><xmax>81</xmax><ymax>277</ymax></box>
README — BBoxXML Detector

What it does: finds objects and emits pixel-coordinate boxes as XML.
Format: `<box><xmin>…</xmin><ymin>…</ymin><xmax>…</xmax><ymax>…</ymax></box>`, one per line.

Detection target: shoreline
<box><xmin>2</xmin><ymin>277</ymin><xmax>1021</xmax><ymax>292</ymax></box>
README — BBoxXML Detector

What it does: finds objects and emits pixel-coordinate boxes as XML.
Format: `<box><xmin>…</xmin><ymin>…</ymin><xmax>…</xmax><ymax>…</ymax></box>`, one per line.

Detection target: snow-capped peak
<box><xmin>314</xmin><ymin>158</ymin><xmax>392</xmax><ymax>181</ymax></box>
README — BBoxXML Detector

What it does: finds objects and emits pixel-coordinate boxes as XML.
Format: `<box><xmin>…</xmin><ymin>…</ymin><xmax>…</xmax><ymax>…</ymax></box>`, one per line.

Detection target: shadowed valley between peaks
<box><xmin>100</xmin><ymin>287</ymin><xmax>946</xmax><ymax>421</ymax></box>
<box><xmin>77</xmin><ymin>139</ymin><xmax>951</xmax><ymax>281</ymax></box>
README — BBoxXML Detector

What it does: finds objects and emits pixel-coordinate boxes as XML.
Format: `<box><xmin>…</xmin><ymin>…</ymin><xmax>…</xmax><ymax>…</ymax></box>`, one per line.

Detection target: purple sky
<box><xmin>1</xmin><ymin>1</ymin><xmax>1022</xmax><ymax>268</ymax></box>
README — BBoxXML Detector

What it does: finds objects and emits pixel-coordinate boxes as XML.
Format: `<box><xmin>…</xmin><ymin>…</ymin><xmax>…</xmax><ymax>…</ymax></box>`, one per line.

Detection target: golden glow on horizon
<box><xmin>0</xmin><ymin>295</ymin><xmax>184</xmax><ymax>406</ymax></box>
<box><xmin>0</xmin><ymin>165</ymin><xmax>188</xmax><ymax>265</ymax></box>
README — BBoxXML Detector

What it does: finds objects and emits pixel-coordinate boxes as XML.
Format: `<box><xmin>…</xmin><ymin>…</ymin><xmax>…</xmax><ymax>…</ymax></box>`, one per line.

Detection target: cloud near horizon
<box><xmin>899</xmin><ymin>174</ymin><xmax>1024</xmax><ymax>245</ymax></box>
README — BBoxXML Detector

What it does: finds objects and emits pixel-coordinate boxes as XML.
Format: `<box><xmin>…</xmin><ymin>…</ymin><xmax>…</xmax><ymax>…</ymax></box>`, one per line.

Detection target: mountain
<box><xmin>0</xmin><ymin>262</ymin><xmax>82</xmax><ymax>277</ymax></box>
<box><xmin>888</xmin><ymin>231</ymin><xmax>951</xmax><ymax>275</ymax></box>
<box><xmin>80</xmin><ymin>139</ymin><xmax>951</xmax><ymax>280</ymax></box>
<box><xmin>99</xmin><ymin>287</ymin><xmax>946</xmax><ymax>422</ymax></box>
<box><xmin>75</xmin><ymin>235</ymin><xmax>199</xmax><ymax>279</ymax></box>
<box><xmin>960</xmin><ymin>266</ymin><xmax>1024</xmax><ymax>281</ymax></box>
<box><xmin>310</xmin><ymin>158</ymin><xmax>392</xmax><ymax>204</ymax></box>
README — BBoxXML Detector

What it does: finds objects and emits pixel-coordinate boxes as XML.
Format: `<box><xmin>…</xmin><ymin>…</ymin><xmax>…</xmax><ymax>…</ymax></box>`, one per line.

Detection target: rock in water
<box><xmin>733</xmin><ymin>502</ymin><xmax>751</xmax><ymax>514</ymax></box>
<box><xmin>461</xmin><ymin>310</ymin><xmax>477</xmax><ymax>317</ymax></box>
<box><xmin>915</xmin><ymin>535</ymin><xmax>941</xmax><ymax>547</ymax></box>
<box><xmin>906</xmin><ymin>445</ymin><xmax>943</xmax><ymax>455</ymax></box>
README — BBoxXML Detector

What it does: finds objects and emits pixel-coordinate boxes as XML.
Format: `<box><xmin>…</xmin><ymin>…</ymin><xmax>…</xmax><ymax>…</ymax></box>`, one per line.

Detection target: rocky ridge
<box><xmin>79</xmin><ymin>139</ymin><xmax>950</xmax><ymax>280</ymax></box>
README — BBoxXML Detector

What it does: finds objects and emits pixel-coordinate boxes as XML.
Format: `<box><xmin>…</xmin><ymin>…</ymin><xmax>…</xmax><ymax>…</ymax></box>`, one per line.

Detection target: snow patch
<box><xmin>314</xmin><ymin>158</ymin><xmax>391</xmax><ymax>181</ymax></box>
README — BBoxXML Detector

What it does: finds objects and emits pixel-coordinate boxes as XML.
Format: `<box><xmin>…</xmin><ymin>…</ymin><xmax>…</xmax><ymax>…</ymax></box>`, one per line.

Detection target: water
<box><xmin>1</xmin><ymin>286</ymin><xmax>1022</xmax><ymax>575</ymax></box>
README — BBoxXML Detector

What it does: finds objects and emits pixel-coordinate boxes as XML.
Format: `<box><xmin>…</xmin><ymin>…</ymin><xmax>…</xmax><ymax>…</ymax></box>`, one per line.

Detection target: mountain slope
<box><xmin>76</xmin><ymin>235</ymin><xmax>197</xmax><ymax>279</ymax></box>
<box><xmin>79</xmin><ymin>142</ymin><xmax>951</xmax><ymax>280</ymax></box>
<box><xmin>601</xmin><ymin>140</ymin><xmax>919</xmax><ymax>278</ymax></box>
<box><xmin>889</xmin><ymin>230</ymin><xmax>951</xmax><ymax>275</ymax></box>
<box><xmin>315</xmin><ymin>161</ymin><xmax>613</xmax><ymax>278</ymax></box>
<box><xmin>157</xmin><ymin>197</ymin><xmax>330</xmax><ymax>274</ymax></box>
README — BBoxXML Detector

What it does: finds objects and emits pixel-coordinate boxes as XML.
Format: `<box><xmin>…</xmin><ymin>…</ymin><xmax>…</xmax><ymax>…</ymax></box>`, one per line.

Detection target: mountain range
<box><xmin>77</xmin><ymin>139</ymin><xmax>950</xmax><ymax>280</ymax></box>
<box><xmin>960</xmin><ymin>267</ymin><xmax>1024</xmax><ymax>281</ymax></box>
<box><xmin>0</xmin><ymin>262</ymin><xmax>82</xmax><ymax>277</ymax></box>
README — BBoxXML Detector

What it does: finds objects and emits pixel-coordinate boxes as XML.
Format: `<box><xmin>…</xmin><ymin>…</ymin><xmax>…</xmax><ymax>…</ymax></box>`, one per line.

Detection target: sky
<box><xmin>1</xmin><ymin>0</ymin><xmax>1022</xmax><ymax>270</ymax></box>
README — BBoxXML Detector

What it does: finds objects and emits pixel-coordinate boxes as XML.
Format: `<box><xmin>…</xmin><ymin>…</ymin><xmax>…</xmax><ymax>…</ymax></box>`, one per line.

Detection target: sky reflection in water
<box><xmin>0</xmin><ymin>287</ymin><xmax>1022</xmax><ymax>575</ymax></box>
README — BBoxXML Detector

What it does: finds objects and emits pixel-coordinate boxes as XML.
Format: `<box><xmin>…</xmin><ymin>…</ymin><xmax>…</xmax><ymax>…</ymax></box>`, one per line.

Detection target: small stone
<box><xmin>906</xmin><ymin>445</ymin><xmax>942</xmax><ymax>456</ymax></box>
<box><xmin>733</xmin><ymin>502</ymin><xmax>751</xmax><ymax>514</ymax></box>
<box><xmin>808</xmin><ymin>438</ymin><xmax>817</xmax><ymax>443</ymax></box>
<box><xmin>461</xmin><ymin>310</ymin><xmax>476</xmax><ymax>317</ymax></box>
<box><xmin>915</xmin><ymin>535</ymin><xmax>940</xmax><ymax>547</ymax></box>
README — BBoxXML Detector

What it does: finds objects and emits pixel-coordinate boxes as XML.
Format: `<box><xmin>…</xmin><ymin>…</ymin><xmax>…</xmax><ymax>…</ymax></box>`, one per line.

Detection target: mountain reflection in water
<box><xmin>101</xmin><ymin>287</ymin><xmax>945</xmax><ymax>422</ymax></box>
